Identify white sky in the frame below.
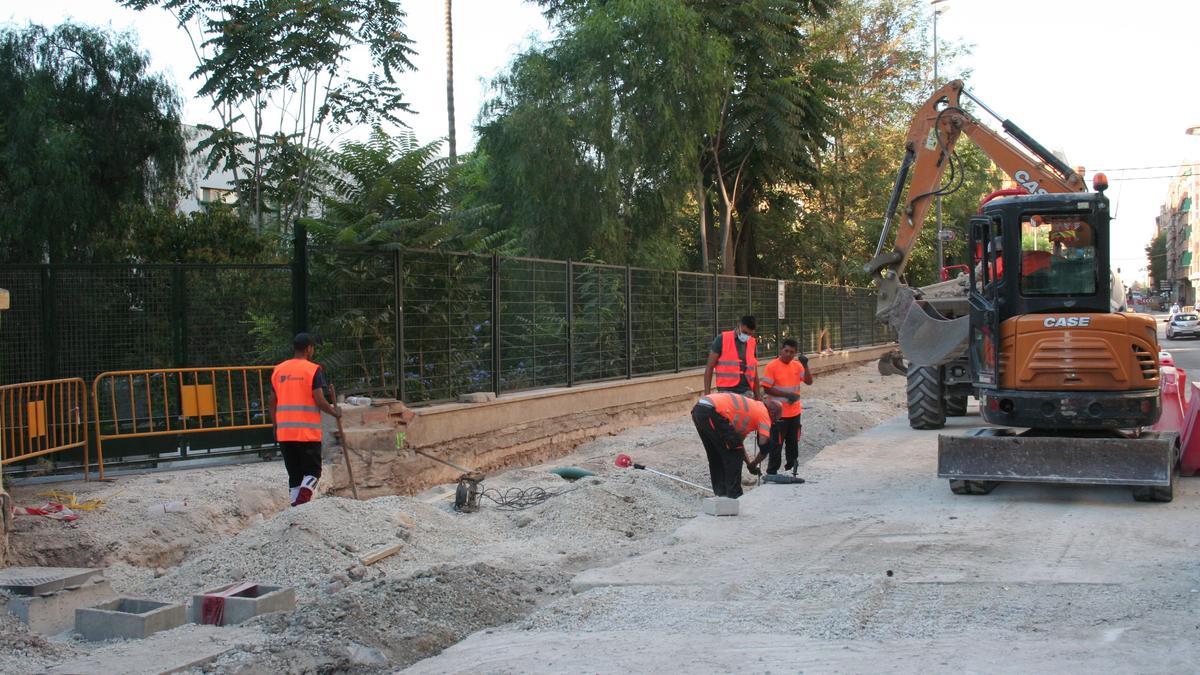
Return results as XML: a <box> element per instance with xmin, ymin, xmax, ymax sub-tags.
<box><xmin>3</xmin><ymin>0</ymin><xmax>1196</xmax><ymax>282</ymax></box>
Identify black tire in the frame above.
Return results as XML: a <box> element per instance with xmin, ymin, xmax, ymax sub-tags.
<box><xmin>907</xmin><ymin>365</ymin><xmax>946</xmax><ymax>430</ymax></box>
<box><xmin>949</xmin><ymin>479</ymin><xmax>997</xmax><ymax>495</ymax></box>
<box><xmin>1132</xmin><ymin>471</ymin><xmax>1175</xmax><ymax>503</ymax></box>
<box><xmin>945</xmin><ymin>395</ymin><xmax>969</xmax><ymax>417</ymax></box>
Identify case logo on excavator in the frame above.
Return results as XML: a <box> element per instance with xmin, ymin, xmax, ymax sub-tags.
<box><xmin>1014</xmin><ymin>170</ymin><xmax>1050</xmax><ymax>195</ymax></box>
<box><xmin>1043</xmin><ymin>316</ymin><xmax>1091</xmax><ymax>328</ymax></box>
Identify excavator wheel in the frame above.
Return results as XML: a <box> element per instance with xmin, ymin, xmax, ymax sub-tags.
<box><xmin>906</xmin><ymin>365</ymin><xmax>946</xmax><ymax>430</ymax></box>
<box><xmin>949</xmin><ymin>479</ymin><xmax>997</xmax><ymax>495</ymax></box>
<box><xmin>945</xmin><ymin>395</ymin><xmax>969</xmax><ymax>417</ymax></box>
<box><xmin>1131</xmin><ymin>475</ymin><xmax>1175</xmax><ymax>503</ymax></box>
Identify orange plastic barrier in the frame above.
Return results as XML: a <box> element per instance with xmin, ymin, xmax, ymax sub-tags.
<box><xmin>0</xmin><ymin>378</ymin><xmax>90</xmax><ymax>474</ymax></box>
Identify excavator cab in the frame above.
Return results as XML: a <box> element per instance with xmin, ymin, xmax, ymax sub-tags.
<box><xmin>964</xmin><ymin>190</ymin><xmax>1161</xmax><ymax>430</ymax></box>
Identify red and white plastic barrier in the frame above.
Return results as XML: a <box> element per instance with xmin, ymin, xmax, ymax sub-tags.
<box><xmin>1152</xmin><ymin>365</ymin><xmax>1187</xmax><ymax>433</ymax></box>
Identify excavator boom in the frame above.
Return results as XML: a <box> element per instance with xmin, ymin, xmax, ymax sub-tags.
<box><xmin>865</xmin><ymin>80</ymin><xmax>1085</xmax><ymax>281</ymax></box>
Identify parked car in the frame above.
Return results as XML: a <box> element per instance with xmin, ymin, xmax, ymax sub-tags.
<box><xmin>1166</xmin><ymin>313</ymin><xmax>1200</xmax><ymax>340</ymax></box>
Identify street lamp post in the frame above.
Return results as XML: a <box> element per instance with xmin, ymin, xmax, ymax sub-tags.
<box><xmin>933</xmin><ymin>0</ymin><xmax>949</xmax><ymax>279</ymax></box>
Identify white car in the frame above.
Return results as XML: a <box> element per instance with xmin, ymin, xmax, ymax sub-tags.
<box><xmin>1166</xmin><ymin>313</ymin><xmax>1200</xmax><ymax>340</ymax></box>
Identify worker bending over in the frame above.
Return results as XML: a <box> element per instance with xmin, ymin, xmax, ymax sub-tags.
<box><xmin>691</xmin><ymin>392</ymin><xmax>782</xmax><ymax>498</ymax></box>
<box><xmin>761</xmin><ymin>338</ymin><xmax>813</xmax><ymax>476</ymax></box>
<box><xmin>704</xmin><ymin>315</ymin><xmax>760</xmax><ymax>399</ymax></box>
<box><xmin>268</xmin><ymin>333</ymin><xmax>342</xmax><ymax>506</ymax></box>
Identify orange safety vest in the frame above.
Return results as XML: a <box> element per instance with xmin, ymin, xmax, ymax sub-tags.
<box><xmin>713</xmin><ymin>330</ymin><xmax>757</xmax><ymax>390</ymax></box>
<box><xmin>272</xmin><ymin>358</ymin><xmax>323</xmax><ymax>443</ymax></box>
<box><xmin>762</xmin><ymin>358</ymin><xmax>806</xmax><ymax>418</ymax></box>
<box><xmin>701</xmin><ymin>392</ymin><xmax>772</xmax><ymax>443</ymax></box>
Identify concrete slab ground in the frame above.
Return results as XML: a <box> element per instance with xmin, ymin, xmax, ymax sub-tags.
<box><xmin>47</xmin><ymin>624</ymin><xmax>265</xmax><ymax>675</ymax></box>
<box><xmin>75</xmin><ymin>598</ymin><xmax>186</xmax><ymax>641</ymax></box>
<box><xmin>406</xmin><ymin>412</ymin><xmax>1200</xmax><ymax>673</ymax></box>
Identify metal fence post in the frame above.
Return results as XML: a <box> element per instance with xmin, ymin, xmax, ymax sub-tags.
<box><xmin>394</xmin><ymin>250</ymin><xmax>405</xmax><ymax>403</ymax></box>
<box><xmin>566</xmin><ymin>260</ymin><xmax>574</xmax><ymax>387</ymax></box>
<box><xmin>39</xmin><ymin>265</ymin><xmax>57</xmax><ymax>379</ymax></box>
<box><xmin>625</xmin><ymin>265</ymin><xmax>633</xmax><ymax>379</ymax></box>
<box><xmin>839</xmin><ymin>286</ymin><xmax>847</xmax><ymax>348</ymax></box>
<box><xmin>491</xmin><ymin>254</ymin><xmax>501</xmax><ymax>395</ymax></box>
<box><xmin>673</xmin><ymin>271</ymin><xmax>680</xmax><ymax>373</ymax></box>
<box><xmin>292</xmin><ymin>220</ymin><xmax>308</xmax><ymax>334</ymax></box>
<box><xmin>170</xmin><ymin>267</ymin><xmax>188</xmax><ymax>367</ymax></box>
<box><xmin>712</xmin><ymin>271</ymin><xmax>719</xmax><ymax>332</ymax></box>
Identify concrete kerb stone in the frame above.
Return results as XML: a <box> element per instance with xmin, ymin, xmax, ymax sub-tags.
<box><xmin>75</xmin><ymin>597</ymin><xmax>186</xmax><ymax>641</ymax></box>
<box><xmin>702</xmin><ymin>497</ymin><xmax>739</xmax><ymax>516</ymax></box>
<box><xmin>189</xmin><ymin>583</ymin><xmax>296</xmax><ymax>626</ymax></box>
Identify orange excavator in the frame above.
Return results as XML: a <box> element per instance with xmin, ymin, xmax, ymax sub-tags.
<box><xmin>867</xmin><ymin>80</ymin><xmax>1179</xmax><ymax>501</ymax></box>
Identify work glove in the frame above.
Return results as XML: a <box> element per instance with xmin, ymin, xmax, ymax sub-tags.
<box><xmin>797</xmin><ymin>353</ymin><xmax>809</xmax><ymax>367</ymax></box>
<box><xmin>747</xmin><ymin>463</ymin><xmax>762</xmax><ymax>476</ymax></box>
<box><xmin>786</xmin><ymin>393</ymin><xmax>800</xmax><ymax>403</ymax></box>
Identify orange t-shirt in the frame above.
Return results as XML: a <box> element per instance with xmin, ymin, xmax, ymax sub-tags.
<box><xmin>762</xmin><ymin>358</ymin><xmax>806</xmax><ymax>418</ymax></box>
<box><xmin>700</xmin><ymin>393</ymin><xmax>772</xmax><ymax>444</ymax></box>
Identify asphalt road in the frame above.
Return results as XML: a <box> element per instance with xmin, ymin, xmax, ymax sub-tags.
<box><xmin>1158</xmin><ymin>312</ymin><xmax>1200</xmax><ymax>374</ymax></box>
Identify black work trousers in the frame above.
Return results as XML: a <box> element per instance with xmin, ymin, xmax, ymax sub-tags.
<box><xmin>767</xmin><ymin>415</ymin><xmax>801</xmax><ymax>474</ymax></box>
<box><xmin>281</xmin><ymin>441</ymin><xmax>323</xmax><ymax>487</ymax></box>
<box><xmin>691</xmin><ymin>403</ymin><xmax>746</xmax><ymax>498</ymax></box>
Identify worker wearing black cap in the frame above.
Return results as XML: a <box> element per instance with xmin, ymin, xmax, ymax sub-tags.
<box><xmin>267</xmin><ymin>333</ymin><xmax>341</xmax><ymax>506</ymax></box>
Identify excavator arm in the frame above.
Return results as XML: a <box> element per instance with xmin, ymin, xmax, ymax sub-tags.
<box><xmin>865</xmin><ymin>80</ymin><xmax>1085</xmax><ymax>281</ymax></box>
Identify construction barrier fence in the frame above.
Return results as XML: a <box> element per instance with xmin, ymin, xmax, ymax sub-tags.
<box><xmin>0</xmin><ymin>378</ymin><xmax>89</xmax><ymax>470</ymax></box>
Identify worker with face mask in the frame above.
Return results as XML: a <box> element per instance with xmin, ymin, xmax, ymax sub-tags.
<box><xmin>704</xmin><ymin>315</ymin><xmax>760</xmax><ymax>399</ymax></box>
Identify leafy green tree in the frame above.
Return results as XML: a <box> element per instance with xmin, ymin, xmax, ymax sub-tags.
<box><xmin>477</xmin><ymin>0</ymin><xmax>729</xmax><ymax>267</ymax></box>
<box><xmin>1146</xmin><ymin>231</ymin><xmax>1167</xmax><ymax>290</ymax></box>
<box><xmin>0</xmin><ymin>23</ymin><xmax>185</xmax><ymax>263</ymax></box>
<box><xmin>779</xmin><ymin>0</ymin><xmax>1000</xmax><ymax>286</ymax></box>
<box><xmin>116</xmin><ymin>204</ymin><xmax>281</xmax><ymax>263</ymax></box>
<box><xmin>120</xmin><ymin>0</ymin><xmax>417</xmax><ymax>232</ymax></box>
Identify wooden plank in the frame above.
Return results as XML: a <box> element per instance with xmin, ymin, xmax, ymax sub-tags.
<box><xmin>360</xmin><ymin>543</ymin><xmax>403</xmax><ymax>566</ymax></box>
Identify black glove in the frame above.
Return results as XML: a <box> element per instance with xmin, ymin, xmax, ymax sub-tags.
<box><xmin>797</xmin><ymin>353</ymin><xmax>809</xmax><ymax>367</ymax></box>
<box><xmin>747</xmin><ymin>463</ymin><xmax>762</xmax><ymax>476</ymax></box>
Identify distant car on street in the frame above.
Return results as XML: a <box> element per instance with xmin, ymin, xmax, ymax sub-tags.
<box><xmin>1166</xmin><ymin>313</ymin><xmax>1200</xmax><ymax>340</ymax></box>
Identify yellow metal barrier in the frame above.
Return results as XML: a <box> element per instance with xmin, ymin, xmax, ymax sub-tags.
<box><xmin>91</xmin><ymin>366</ymin><xmax>276</xmax><ymax>479</ymax></box>
<box><xmin>0</xmin><ymin>378</ymin><xmax>90</xmax><ymax>472</ymax></box>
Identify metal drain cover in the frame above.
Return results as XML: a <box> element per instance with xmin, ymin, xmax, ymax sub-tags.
<box><xmin>0</xmin><ymin>567</ymin><xmax>103</xmax><ymax>596</ymax></box>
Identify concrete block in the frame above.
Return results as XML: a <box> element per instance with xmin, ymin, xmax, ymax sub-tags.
<box><xmin>702</xmin><ymin>497</ymin><xmax>739</xmax><ymax>516</ymax></box>
<box><xmin>2</xmin><ymin>578</ymin><xmax>113</xmax><ymax>635</ymax></box>
<box><xmin>76</xmin><ymin>597</ymin><xmax>186</xmax><ymax>641</ymax></box>
<box><xmin>189</xmin><ymin>583</ymin><xmax>296</xmax><ymax>626</ymax></box>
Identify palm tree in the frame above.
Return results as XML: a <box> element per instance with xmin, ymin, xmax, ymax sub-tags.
<box><xmin>445</xmin><ymin>0</ymin><xmax>457</xmax><ymax>162</ymax></box>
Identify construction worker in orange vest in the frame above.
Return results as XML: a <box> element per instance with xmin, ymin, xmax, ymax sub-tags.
<box><xmin>761</xmin><ymin>338</ymin><xmax>813</xmax><ymax>477</ymax></box>
<box><xmin>704</xmin><ymin>315</ymin><xmax>760</xmax><ymax>399</ymax></box>
<box><xmin>267</xmin><ymin>333</ymin><xmax>342</xmax><ymax>506</ymax></box>
<box><xmin>691</xmin><ymin>392</ymin><xmax>782</xmax><ymax>498</ymax></box>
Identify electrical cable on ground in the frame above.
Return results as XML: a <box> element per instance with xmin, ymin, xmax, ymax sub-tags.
<box><xmin>480</xmin><ymin>485</ymin><xmax>579</xmax><ymax>510</ymax></box>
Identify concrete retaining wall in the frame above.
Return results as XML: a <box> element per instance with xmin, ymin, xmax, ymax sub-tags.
<box><xmin>323</xmin><ymin>344</ymin><xmax>894</xmax><ymax>498</ymax></box>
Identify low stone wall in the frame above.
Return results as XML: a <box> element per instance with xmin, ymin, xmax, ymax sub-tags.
<box><xmin>322</xmin><ymin>344</ymin><xmax>895</xmax><ymax>498</ymax></box>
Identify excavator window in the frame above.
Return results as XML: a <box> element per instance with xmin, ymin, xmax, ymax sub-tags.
<box><xmin>1019</xmin><ymin>214</ymin><xmax>1096</xmax><ymax>297</ymax></box>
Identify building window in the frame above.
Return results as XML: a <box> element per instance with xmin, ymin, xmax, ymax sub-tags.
<box><xmin>200</xmin><ymin>187</ymin><xmax>236</xmax><ymax>205</ymax></box>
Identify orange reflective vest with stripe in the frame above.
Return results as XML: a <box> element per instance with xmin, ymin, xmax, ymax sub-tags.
<box><xmin>700</xmin><ymin>392</ymin><xmax>771</xmax><ymax>444</ymax></box>
<box><xmin>761</xmin><ymin>358</ymin><xmax>806</xmax><ymax>418</ymax></box>
<box><xmin>713</xmin><ymin>330</ymin><xmax>757</xmax><ymax>390</ymax></box>
<box><xmin>271</xmin><ymin>358</ymin><xmax>323</xmax><ymax>442</ymax></box>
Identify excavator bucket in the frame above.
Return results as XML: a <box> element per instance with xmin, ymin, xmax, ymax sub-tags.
<box><xmin>938</xmin><ymin>428</ymin><xmax>1177</xmax><ymax>488</ymax></box>
<box><xmin>877</xmin><ymin>276</ymin><xmax>969</xmax><ymax>368</ymax></box>
<box><xmin>899</xmin><ymin>302</ymin><xmax>969</xmax><ymax>368</ymax></box>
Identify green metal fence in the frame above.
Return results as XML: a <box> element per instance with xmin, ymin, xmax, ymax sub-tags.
<box><xmin>307</xmin><ymin>248</ymin><xmax>894</xmax><ymax>405</ymax></box>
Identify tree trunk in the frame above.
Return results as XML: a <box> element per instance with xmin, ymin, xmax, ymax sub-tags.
<box><xmin>718</xmin><ymin>199</ymin><xmax>735</xmax><ymax>273</ymax></box>
<box><xmin>697</xmin><ymin>171</ymin><xmax>708</xmax><ymax>272</ymax></box>
<box><xmin>445</xmin><ymin>0</ymin><xmax>457</xmax><ymax>162</ymax></box>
